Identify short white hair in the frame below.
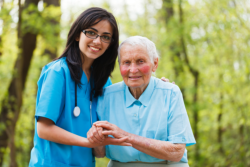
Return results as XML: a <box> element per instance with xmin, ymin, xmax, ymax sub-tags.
<box><xmin>118</xmin><ymin>36</ymin><xmax>159</xmax><ymax>64</ymax></box>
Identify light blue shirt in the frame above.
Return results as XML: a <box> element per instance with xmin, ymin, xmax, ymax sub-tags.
<box><xmin>29</xmin><ymin>57</ymin><xmax>111</xmax><ymax>167</ymax></box>
<box><xmin>97</xmin><ymin>77</ymin><xmax>196</xmax><ymax>163</ymax></box>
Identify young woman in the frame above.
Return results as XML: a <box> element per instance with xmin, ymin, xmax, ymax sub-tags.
<box><xmin>29</xmin><ymin>7</ymin><xmax>130</xmax><ymax>167</ymax></box>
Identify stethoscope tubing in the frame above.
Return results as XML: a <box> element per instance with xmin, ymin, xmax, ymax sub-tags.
<box><xmin>74</xmin><ymin>82</ymin><xmax>93</xmax><ymax>126</ymax></box>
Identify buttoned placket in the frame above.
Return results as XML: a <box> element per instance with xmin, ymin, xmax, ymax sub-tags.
<box><xmin>132</xmin><ymin>100</ymin><xmax>142</xmax><ymax>162</ymax></box>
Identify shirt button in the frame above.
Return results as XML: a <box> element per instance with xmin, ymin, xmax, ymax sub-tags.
<box><xmin>134</xmin><ymin>114</ymin><xmax>137</xmax><ymax>117</ymax></box>
<box><xmin>182</xmin><ymin>138</ymin><xmax>185</xmax><ymax>142</ymax></box>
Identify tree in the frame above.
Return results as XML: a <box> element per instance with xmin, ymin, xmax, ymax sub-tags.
<box><xmin>0</xmin><ymin>0</ymin><xmax>39</xmax><ymax>166</ymax></box>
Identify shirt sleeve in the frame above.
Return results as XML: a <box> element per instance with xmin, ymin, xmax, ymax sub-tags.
<box><xmin>35</xmin><ymin>69</ymin><xmax>66</xmax><ymax>124</ymax></box>
<box><xmin>167</xmin><ymin>86</ymin><xmax>196</xmax><ymax>146</ymax></box>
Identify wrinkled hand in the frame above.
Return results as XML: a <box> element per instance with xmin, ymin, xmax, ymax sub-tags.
<box><xmin>87</xmin><ymin>124</ymin><xmax>105</xmax><ymax>144</ymax></box>
<box><xmin>161</xmin><ymin>77</ymin><xmax>175</xmax><ymax>84</ymax></box>
<box><xmin>94</xmin><ymin>121</ymin><xmax>131</xmax><ymax>142</ymax></box>
<box><xmin>87</xmin><ymin>123</ymin><xmax>131</xmax><ymax>147</ymax></box>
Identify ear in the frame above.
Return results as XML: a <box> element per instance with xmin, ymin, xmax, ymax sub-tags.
<box><xmin>75</xmin><ymin>36</ymin><xmax>79</xmax><ymax>41</ymax></box>
<box><xmin>152</xmin><ymin>58</ymin><xmax>158</xmax><ymax>72</ymax></box>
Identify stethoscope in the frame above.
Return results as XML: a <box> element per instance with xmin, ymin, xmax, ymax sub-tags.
<box><xmin>73</xmin><ymin>82</ymin><xmax>93</xmax><ymax>126</ymax></box>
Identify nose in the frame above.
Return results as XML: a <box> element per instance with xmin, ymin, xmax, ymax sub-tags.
<box><xmin>93</xmin><ymin>35</ymin><xmax>101</xmax><ymax>44</ymax></box>
<box><xmin>130</xmin><ymin>63</ymin><xmax>138</xmax><ymax>73</ymax></box>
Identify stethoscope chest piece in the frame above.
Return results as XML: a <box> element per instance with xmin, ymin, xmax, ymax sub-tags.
<box><xmin>73</xmin><ymin>106</ymin><xmax>80</xmax><ymax>117</ymax></box>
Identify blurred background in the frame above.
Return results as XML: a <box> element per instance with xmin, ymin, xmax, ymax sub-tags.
<box><xmin>0</xmin><ymin>0</ymin><xmax>250</xmax><ymax>166</ymax></box>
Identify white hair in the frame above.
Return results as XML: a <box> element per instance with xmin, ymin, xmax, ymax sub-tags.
<box><xmin>118</xmin><ymin>36</ymin><xmax>159</xmax><ymax>64</ymax></box>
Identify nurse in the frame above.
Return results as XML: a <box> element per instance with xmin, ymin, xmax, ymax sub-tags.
<box><xmin>29</xmin><ymin>7</ymin><xmax>130</xmax><ymax>167</ymax></box>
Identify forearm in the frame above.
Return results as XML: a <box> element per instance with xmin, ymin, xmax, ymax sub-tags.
<box><xmin>37</xmin><ymin>118</ymin><xmax>92</xmax><ymax>148</ymax></box>
<box><xmin>93</xmin><ymin>146</ymin><xmax>106</xmax><ymax>158</ymax></box>
<box><xmin>129</xmin><ymin>133</ymin><xmax>185</xmax><ymax>162</ymax></box>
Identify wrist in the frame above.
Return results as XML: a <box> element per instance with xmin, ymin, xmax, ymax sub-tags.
<box><xmin>81</xmin><ymin>138</ymin><xmax>93</xmax><ymax>148</ymax></box>
<box><xmin>127</xmin><ymin>133</ymin><xmax>136</xmax><ymax>145</ymax></box>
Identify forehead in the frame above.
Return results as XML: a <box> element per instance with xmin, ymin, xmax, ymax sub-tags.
<box><xmin>120</xmin><ymin>44</ymin><xmax>149</xmax><ymax>59</ymax></box>
<box><xmin>89</xmin><ymin>20</ymin><xmax>113</xmax><ymax>33</ymax></box>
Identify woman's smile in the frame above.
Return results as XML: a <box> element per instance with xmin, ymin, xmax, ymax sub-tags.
<box><xmin>89</xmin><ymin>45</ymin><xmax>101</xmax><ymax>52</ymax></box>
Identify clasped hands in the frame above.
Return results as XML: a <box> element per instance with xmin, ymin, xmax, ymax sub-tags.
<box><xmin>87</xmin><ymin>121</ymin><xmax>132</xmax><ymax>147</ymax></box>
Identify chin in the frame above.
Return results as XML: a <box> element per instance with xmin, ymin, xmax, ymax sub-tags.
<box><xmin>128</xmin><ymin>84</ymin><xmax>143</xmax><ymax>89</ymax></box>
<box><xmin>88</xmin><ymin>54</ymin><xmax>103</xmax><ymax>60</ymax></box>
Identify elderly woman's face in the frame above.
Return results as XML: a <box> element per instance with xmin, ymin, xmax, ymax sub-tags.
<box><xmin>119</xmin><ymin>44</ymin><xmax>158</xmax><ymax>90</ymax></box>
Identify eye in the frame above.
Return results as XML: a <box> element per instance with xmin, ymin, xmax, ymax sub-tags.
<box><xmin>86</xmin><ymin>31</ymin><xmax>96</xmax><ymax>36</ymax></box>
<box><xmin>139</xmin><ymin>60</ymin><xmax>144</xmax><ymax>63</ymax></box>
<box><xmin>102</xmin><ymin>35</ymin><xmax>111</xmax><ymax>40</ymax></box>
<box><xmin>123</xmin><ymin>61</ymin><xmax>130</xmax><ymax>65</ymax></box>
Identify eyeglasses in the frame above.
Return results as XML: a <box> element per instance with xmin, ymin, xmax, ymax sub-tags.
<box><xmin>82</xmin><ymin>30</ymin><xmax>113</xmax><ymax>43</ymax></box>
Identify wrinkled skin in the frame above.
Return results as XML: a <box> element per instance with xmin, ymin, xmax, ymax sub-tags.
<box><xmin>87</xmin><ymin>121</ymin><xmax>185</xmax><ymax>162</ymax></box>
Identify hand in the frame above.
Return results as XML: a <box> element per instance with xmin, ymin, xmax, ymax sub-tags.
<box><xmin>94</xmin><ymin>121</ymin><xmax>131</xmax><ymax>142</ymax></box>
<box><xmin>87</xmin><ymin>124</ymin><xmax>105</xmax><ymax>144</ymax></box>
<box><xmin>87</xmin><ymin>122</ymin><xmax>131</xmax><ymax>147</ymax></box>
<box><xmin>161</xmin><ymin>77</ymin><xmax>175</xmax><ymax>84</ymax></box>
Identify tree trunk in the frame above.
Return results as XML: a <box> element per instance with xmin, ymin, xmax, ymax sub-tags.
<box><xmin>178</xmin><ymin>0</ymin><xmax>200</xmax><ymax>161</ymax></box>
<box><xmin>218</xmin><ymin>91</ymin><xmax>224</xmax><ymax>153</ymax></box>
<box><xmin>26</xmin><ymin>0</ymin><xmax>61</xmax><ymax>159</ymax></box>
<box><xmin>0</xmin><ymin>0</ymin><xmax>39</xmax><ymax>166</ymax></box>
<box><xmin>162</xmin><ymin>0</ymin><xmax>186</xmax><ymax>98</ymax></box>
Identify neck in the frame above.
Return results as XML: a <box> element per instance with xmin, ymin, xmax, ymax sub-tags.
<box><xmin>129</xmin><ymin>84</ymin><xmax>148</xmax><ymax>99</ymax></box>
<box><xmin>81</xmin><ymin>54</ymin><xmax>94</xmax><ymax>82</ymax></box>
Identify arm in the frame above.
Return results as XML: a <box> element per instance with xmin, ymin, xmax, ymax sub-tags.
<box><xmin>92</xmin><ymin>146</ymin><xmax>106</xmax><ymax>158</ymax></box>
<box><xmin>127</xmin><ymin>134</ymin><xmax>185</xmax><ymax>162</ymax></box>
<box><xmin>37</xmin><ymin>117</ymin><xmax>130</xmax><ymax>148</ymax></box>
<box><xmin>94</xmin><ymin>121</ymin><xmax>185</xmax><ymax>162</ymax></box>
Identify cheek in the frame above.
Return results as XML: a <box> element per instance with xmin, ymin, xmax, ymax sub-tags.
<box><xmin>120</xmin><ymin>66</ymin><xmax>128</xmax><ymax>76</ymax></box>
<box><xmin>139</xmin><ymin>65</ymin><xmax>151</xmax><ymax>74</ymax></box>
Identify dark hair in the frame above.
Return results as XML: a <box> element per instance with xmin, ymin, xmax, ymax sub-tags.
<box><xmin>57</xmin><ymin>7</ymin><xmax>119</xmax><ymax>97</ymax></box>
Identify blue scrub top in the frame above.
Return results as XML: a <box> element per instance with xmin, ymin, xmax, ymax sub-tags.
<box><xmin>97</xmin><ymin>77</ymin><xmax>196</xmax><ymax>163</ymax></box>
<box><xmin>29</xmin><ymin>57</ymin><xmax>112</xmax><ymax>167</ymax></box>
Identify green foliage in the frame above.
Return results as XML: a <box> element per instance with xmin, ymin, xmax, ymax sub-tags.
<box><xmin>0</xmin><ymin>0</ymin><xmax>250</xmax><ymax>166</ymax></box>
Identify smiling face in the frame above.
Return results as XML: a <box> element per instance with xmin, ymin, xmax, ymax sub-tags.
<box><xmin>119</xmin><ymin>44</ymin><xmax>158</xmax><ymax>91</ymax></box>
<box><xmin>76</xmin><ymin>19</ymin><xmax>113</xmax><ymax>61</ymax></box>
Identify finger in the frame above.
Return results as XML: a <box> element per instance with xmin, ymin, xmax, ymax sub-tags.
<box><xmin>102</xmin><ymin>130</ymin><xmax>117</xmax><ymax>137</ymax></box>
<box><xmin>97</xmin><ymin>126</ymin><xmax>105</xmax><ymax>140</ymax></box>
<box><xmin>87</xmin><ymin>134</ymin><xmax>95</xmax><ymax>144</ymax></box>
<box><xmin>161</xmin><ymin>77</ymin><xmax>169</xmax><ymax>82</ymax></box>
<box><xmin>92</xmin><ymin>125</ymin><xmax>104</xmax><ymax>143</ymax></box>
<box><xmin>172</xmin><ymin>81</ymin><xmax>175</xmax><ymax>84</ymax></box>
<box><xmin>106</xmin><ymin>137</ymin><xmax>132</xmax><ymax>146</ymax></box>
<box><xmin>93</xmin><ymin>121</ymin><xmax>109</xmax><ymax>125</ymax></box>
<box><xmin>95</xmin><ymin>122</ymin><xmax>113</xmax><ymax>130</ymax></box>
<box><xmin>89</xmin><ymin>132</ymin><xmax>102</xmax><ymax>144</ymax></box>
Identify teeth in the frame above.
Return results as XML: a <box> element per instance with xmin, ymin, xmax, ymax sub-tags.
<box><xmin>90</xmin><ymin>47</ymin><xmax>99</xmax><ymax>51</ymax></box>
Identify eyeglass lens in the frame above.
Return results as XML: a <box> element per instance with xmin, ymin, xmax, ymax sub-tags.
<box><xmin>83</xmin><ymin>30</ymin><xmax>112</xmax><ymax>43</ymax></box>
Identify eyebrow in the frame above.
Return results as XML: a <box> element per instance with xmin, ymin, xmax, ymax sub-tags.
<box><xmin>89</xmin><ymin>27</ymin><xmax>112</xmax><ymax>35</ymax></box>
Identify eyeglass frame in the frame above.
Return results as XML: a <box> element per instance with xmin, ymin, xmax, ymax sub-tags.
<box><xmin>82</xmin><ymin>30</ymin><xmax>113</xmax><ymax>43</ymax></box>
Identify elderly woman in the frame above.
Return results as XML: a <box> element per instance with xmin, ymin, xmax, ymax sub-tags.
<box><xmin>87</xmin><ymin>36</ymin><xmax>196</xmax><ymax>167</ymax></box>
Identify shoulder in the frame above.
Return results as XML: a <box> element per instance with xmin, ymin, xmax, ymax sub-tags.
<box><xmin>43</xmin><ymin>57</ymin><xmax>68</xmax><ymax>73</ymax></box>
<box><xmin>103</xmin><ymin>81</ymin><xmax>125</xmax><ymax>95</ymax></box>
<box><xmin>41</xmin><ymin>58</ymin><xmax>68</xmax><ymax>77</ymax></box>
<box><xmin>38</xmin><ymin>57</ymin><xmax>69</xmax><ymax>84</ymax></box>
<box><xmin>153</xmin><ymin>77</ymin><xmax>181</xmax><ymax>94</ymax></box>
<box><xmin>97</xmin><ymin>81</ymin><xmax>125</xmax><ymax>107</ymax></box>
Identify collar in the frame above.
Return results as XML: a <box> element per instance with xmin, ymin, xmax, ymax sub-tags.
<box><xmin>125</xmin><ymin>77</ymin><xmax>155</xmax><ymax>107</ymax></box>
